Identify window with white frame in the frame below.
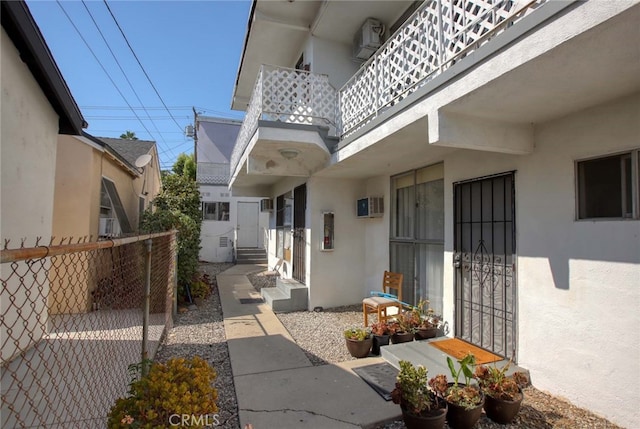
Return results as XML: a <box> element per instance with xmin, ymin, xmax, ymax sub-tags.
<box><xmin>577</xmin><ymin>150</ymin><xmax>640</xmax><ymax>220</ymax></box>
<box><xmin>203</xmin><ymin>202</ymin><xmax>230</xmax><ymax>221</ymax></box>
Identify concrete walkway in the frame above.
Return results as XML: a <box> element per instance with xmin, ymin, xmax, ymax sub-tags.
<box><xmin>217</xmin><ymin>265</ymin><xmax>401</xmax><ymax>429</ymax></box>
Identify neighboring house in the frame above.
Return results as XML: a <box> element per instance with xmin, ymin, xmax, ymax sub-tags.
<box><xmin>1</xmin><ymin>0</ymin><xmax>86</xmax><ymax>362</ymax></box>
<box><xmin>50</xmin><ymin>133</ymin><xmax>161</xmax><ymax>314</ymax></box>
<box><xmin>228</xmin><ymin>1</ymin><xmax>640</xmax><ymax>427</ymax></box>
<box><xmin>53</xmin><ymin>134</ymin><xmax>162</xmax><ymax>241</ymax></box>
<box><xmin>196</xmin><ymin>115</ymin><xmax>269</xmax><ymax>263</ymax></box>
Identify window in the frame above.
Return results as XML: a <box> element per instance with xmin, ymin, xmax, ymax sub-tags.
<box><xmin>577</xmin><ymin>150</ymin><xmax>639</xmax><ymax>219</ymax></box>
<box><xmin>203</xmin><ymin>202</ymin><xmax>230</xmax><ymax>221</ymax></box>
<box><xmin>100</xmin><ymin>178</ymin><xmax>132</xmax><ymax>234</ymax></box>
<box><xmin>390</xmin><ymin>163</ymin><xmax>444</xmax><ymax>312</ymax></box>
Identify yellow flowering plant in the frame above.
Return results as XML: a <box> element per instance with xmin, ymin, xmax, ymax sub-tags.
<box><xmin>107</xmin><ymin>356</ymin><xmax>218</xmax><ymax>428</ymax></box>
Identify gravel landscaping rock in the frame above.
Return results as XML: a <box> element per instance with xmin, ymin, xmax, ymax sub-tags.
<box><xmin>154</xmin><ymin>263</ymin><xmax>239</xmax><ymax>429</ymax></box>
<box><xmin>156</xmin><ymin>265</ymin><xmax>623</xmax><ymax>429</ymax></box>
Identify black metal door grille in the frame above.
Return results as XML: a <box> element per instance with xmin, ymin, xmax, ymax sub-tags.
<box><xmin>292</xmin><ymin>184</ymin><xmax>306</xmax><ymax>284</ymax></box>
<box><xmin>454</xmin><ymin>172</ymin><xmax>517</xmax><ymax>361</ymax></box>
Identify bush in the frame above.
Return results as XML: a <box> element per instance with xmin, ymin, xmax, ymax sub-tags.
<box><xmin>108</xmin><ymin>357</ymin><xmax>218</xmax><ymax>428</ymax></box>
<box><xmin>141</xmin><ymin>173</ymin><xmax>202</xmax><ymax>291</ymax></box>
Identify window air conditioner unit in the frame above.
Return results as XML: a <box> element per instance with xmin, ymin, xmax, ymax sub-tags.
<box><xmin>357</xmin><ymin>197</ymin><xmax>384</xmax><ymax>218</ymax></box>
<box><xmin>260</xmin><ymin>198</ymin><xmax>274</xmax><ymax>212</ymax></box>
<box><xmin>99</xmin><ymin>218</ymin><xmax>121</xmax><ymax>236</ymax></box>
<box><xmin>353</xmin><ymin>18</ymin><xmax>384</xmax><ymax>61</ymax></box>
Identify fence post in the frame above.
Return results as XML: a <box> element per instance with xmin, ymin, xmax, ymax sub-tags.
<box><xmin>173</xmin><ymin>234</ymin><xmax>178</xmax><ymax>316</ymax></box>
<box><xmin>142</xmin><ymin>238</ymin><xmax>152</xmax><ymax>376</ymax></box>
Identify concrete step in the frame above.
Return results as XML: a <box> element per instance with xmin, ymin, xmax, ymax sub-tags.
<box><xmin>276</xmin><ymin>278</ymin><xmax>308</xmax><ymax>310</ymax></box>
<box><xmin>381</xmin><ymin>338</ymin><xmax>529</xmax><ymax>381</ymax></box>
<box><xmin>236</xmin><ymin>247</ymin><xmax>267</xmax><ymax>264</ymax></box>
<box><xmin>261</xmin><ymin>287</ymin><xmax>292</xmax><ymax>312</ymax></box>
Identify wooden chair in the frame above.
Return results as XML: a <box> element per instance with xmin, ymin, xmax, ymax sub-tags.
<box><xmin>362</xmin><ymin>271</ymin><xmax>404</xmax><ymax>326</ymax></box>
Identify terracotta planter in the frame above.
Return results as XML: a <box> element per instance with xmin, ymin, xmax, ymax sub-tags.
<box><xmin>391</xmin><ymin>331</ymin><xmax>414</xmax><ymax>344</ymax></box>
<box><xmin>372</xmin><ymin>334</ymin><xmax>390</xmax><ymax>355</ymax></box>
<box><xmin>401</xmin><ymin>404</ymin><xmax>447</xmax><ymax>429</ymax></box>
<box><xmin>445</xmin><ymin>385</ymin><xmax>484</xmax><ymax>429</ymax></box>
<box><xmin>414</xmin><ymin>327</ymin><xmax>438</xmax><ymax>340</ymax></box>
<box><xmin>345</xmin><ymin>337</ymin><xmax>372</xmax><ymax>358</ymax></box>
<box><xmin>483</xmin><ymin>389</ymin><xmax>523</xmax><ymax>424</ymax></box>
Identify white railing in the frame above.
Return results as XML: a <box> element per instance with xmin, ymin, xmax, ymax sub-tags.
<box><xmin>197</xmin><ymin>162</ymin><xmax>230</xmax><ymax>185</ymax></box>
<box><xmin>338</xmin><ymin>0</ymin><xmax>546</xmax><ymax>137</ymax></box>
<box><xmin>230</xmin><ymin>65</ymin><xmax>338</xmax><ymax>178</ymax></box>
<box><xmin>231</xmin><ymin>0</ymin><xmax>546</xmax><ymax>178</ymax></box>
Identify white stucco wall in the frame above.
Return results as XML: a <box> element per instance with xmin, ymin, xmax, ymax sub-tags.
<box><xmin>307</xmin><ymin>176</ymin><xmax>366</xmax><ymax>309</ymax></box>
<box><xmin>308</xmin><ymin>36</ymin><xmax>360</xmax><ymax>91</ymax></box>
<box><xmin>199</xmin><ymin>185</ymin><xmax>269</xmax><ymax>263</ymax></box>
<box><xmin>1</xmin><ymin>28</ymin><xmax>59</xmax><ymax>243</ymax></box>
<box><xmin>1</xmin><ymin>28</ymin><xmax>60</xmax><ymax>362</ymax></box>
<box><xmin>442</xmin><ymin>93</ymin><xmax>640</xmax><ymax>428</ymax></box>
<box><xmin>362</xmin><ymin>176</ymin><xmax>392</xmax><ymax>294</ymax></box>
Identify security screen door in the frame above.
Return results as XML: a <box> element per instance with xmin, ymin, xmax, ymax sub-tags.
<box><xmin>292</xmin><ymin>184</ymin><xmax>307</xmax><ymax>284</ymax></box>
<box><xmin>453</xmin><ymin>172</ymin><xmax>517</xmax><ymax>361</ymax></box>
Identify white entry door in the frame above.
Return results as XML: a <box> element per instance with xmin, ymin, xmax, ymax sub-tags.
<box><xmin>237</xmin><ymin>202</ymin><xmax>259</xmax><ymax>248</ymax></box>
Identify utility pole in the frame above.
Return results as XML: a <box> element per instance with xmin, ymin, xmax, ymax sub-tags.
<box><xmin>192</xmin><ymin>107</ymin><xmax>198</xmax><ymax>165</ymax></box>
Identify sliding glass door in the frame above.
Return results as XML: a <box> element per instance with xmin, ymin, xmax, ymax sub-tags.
<box><xmin>390</xmin><ymin>164</ymin><xmax>444</xmax><ymax>315</ymax></box>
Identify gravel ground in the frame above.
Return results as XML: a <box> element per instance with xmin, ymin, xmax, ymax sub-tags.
<box><xmin>154</xmin><ymin>262</ymin><xmax>238</xmax><ymax>429</ymax></box>
<box><xmin>156</xmin><ymin>265</ymin><xmax>623</xmax><ymax>429</ymax></box>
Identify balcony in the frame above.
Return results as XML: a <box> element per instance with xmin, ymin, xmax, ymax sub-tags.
<box><xmin>230</xmin><ymin>0</ymin><xmax>549</xmax><ymax>187</ymax></box>
<box><xmin>229</xmin><ymin>65</ymin><xmax>338</xmax><ymax>189</ymax></box>
<box><xmin>197</xmin><ymin>162</ymin><xmax>230</xmax><ymax>185</ymax></box>
<box><xmin>339</xmin><ymin>0</ymin><xmax>548</xmax><ymax>138</ymax></box>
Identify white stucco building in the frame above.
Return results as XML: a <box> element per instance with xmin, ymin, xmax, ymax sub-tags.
<box><xmin>196</xmin><ymin>116</ymin><xmax>269</xmax><ymax>263</ymax></box>
<box><xmin>227</xmin><ymin>1</ymin><xmax>639</xmax><ymax>427</ymax></box>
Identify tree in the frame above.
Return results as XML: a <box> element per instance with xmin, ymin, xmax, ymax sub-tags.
<box><xmin>172</xmin><ymin>153</ymin><xmax>196</xmax><ymax>181</ymax></box>
<box><xmin>120</xmin><ymin>130</ymin><xmax>138</xmax><ymax>140</ymax></box>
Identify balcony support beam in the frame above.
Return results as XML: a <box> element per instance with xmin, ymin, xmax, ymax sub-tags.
<box><xmin>428</xmin><ymin>110</ymin><xmax>534</xmax><ymax>155</ymax></box>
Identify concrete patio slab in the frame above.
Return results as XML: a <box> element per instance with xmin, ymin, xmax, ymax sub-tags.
<box><xmin>227</xmin><ymin>334</ymin><xmax>312</xmax><ymax>376</ymax></box>
<box><xmin>217</xmin><ymin>265</ymin><xmax>403</xmax><ymax>429</ymax></box>
<box><xmin>234</xmin><ymin>363</ymin><xmax>401</xmax><ymax>429</ymax></box>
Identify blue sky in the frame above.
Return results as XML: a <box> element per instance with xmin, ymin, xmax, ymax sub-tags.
<box><xmin>26</xmin><ymin>0</ymin><xmax>252</xmax><ymax>170</ymax></box>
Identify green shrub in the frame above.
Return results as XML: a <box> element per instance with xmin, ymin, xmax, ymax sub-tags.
<box><xmin>108</xmin><ymin>357</ymin><xmax>218</xmax><ymax>428</ymax></box>
<box><xmin>141</xmin><ymin>172</ymin><xmax>202</xmax><ymax>291</ymax></box>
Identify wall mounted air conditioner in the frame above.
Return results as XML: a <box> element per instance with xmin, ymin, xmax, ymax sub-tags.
<box><xmin>260</xmin><ymin>198</ymin><xmax>274</xmax><ymax>212</ymax></box>
<box><xmin>353</xmin><ymin>18</ymin><xmax>384</xmax><ymax>61</ymax></box>
<box><xmin>356</xmin><ymin>197</ymin><xmax>384</xmax><ymax>218</ymax></box>
<box><xmin>99</xmin><ymin>218</ymin><xmax>121</xmax><ymax>237</ymax></box>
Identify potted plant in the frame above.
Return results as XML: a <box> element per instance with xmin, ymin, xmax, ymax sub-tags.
<box><xmin>429</xmin><ymin>353</ymin><xmax>484</xmax><ymax>429</ymax></box>
<box><xmin>475</xmin><ymin>361</ymin><xmax>529</xmax><ymax>424</ymax></box>
<box><xmin>344</xmin><ymin>327</ymin><xmax>372</xmax><ymax>358</ymax></box>
<box><xmin>391</xmin><ymin>360</ymin><xmax>447</xmax><ymax>429</ymax></box>
<box><xmin>389</xmin><ymin>310</ymin><xmax>418</xmax><ymax>344</ymax></box>
<box><xmin>370</xmin><ymin>321</ymin><xmax>391</xmax><ymax>355</ymax></box>
<box><xmin>412</xmin><ymin>300</ymin><xmax>441</xmax><ymax>340</ymax></box>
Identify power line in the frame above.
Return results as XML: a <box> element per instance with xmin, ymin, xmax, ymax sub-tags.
<box><xmin>55</xmin><ymin>1</ymin><xmax>165</xmax><ymax>154</ymax></box>
<box><xmin>80</xmin><ymin>0</ymin><xmax>180</xmax><ymax>163</ymax></box>
<box><xmin>103</xmin><ymin>0</ymin><xmax>185</xmax><ymax>133</ymax></box>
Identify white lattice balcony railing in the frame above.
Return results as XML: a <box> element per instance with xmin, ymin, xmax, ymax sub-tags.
<box><xmin>338</xmin><ymin>0</ymin><xmax>547</xmax><ymax>138</ymax></box>
<box><xmin>230</xmin><ymin>65</ymin><xmax>338</xmax><ymax>178</ymax></box>
<box><xmin>197</xmin><ymin>162</ymin><xmax>230</xmax><ymax>185</ymax></box>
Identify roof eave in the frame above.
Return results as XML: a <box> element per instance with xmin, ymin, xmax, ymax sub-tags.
<box><xmin>1</xmin><ymin>0</ymin><xmax>87</xmax><ymax>135</ymax></box>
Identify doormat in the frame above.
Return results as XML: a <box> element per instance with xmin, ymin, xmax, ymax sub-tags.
<box><xmin>352</xmin><ymin>363</ymin><xmax>398</xmax><ymax>401</ymax></box>
<box><xmin>239</xmin><ymin>298</ymin><xmax>264</xmax><ymax>304</ymax></box>
<box><xmin>429</xmin><ymin>338</ymin><xmax>502</xmax><ymax>365</ymax></box>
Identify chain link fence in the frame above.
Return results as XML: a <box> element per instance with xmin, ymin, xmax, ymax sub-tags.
<box><xmin>1</xmin><ymin>232</ymin><xmax>177</xmax><ymax>428</ymax></box>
